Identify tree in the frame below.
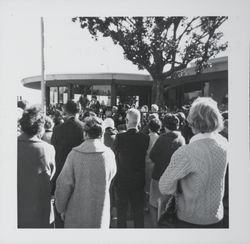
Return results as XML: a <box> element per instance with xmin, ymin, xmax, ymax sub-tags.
<box><xmin>72</xmin><ymin>17</ymin><xmax>228</xmax><ymax>107</ymax></box>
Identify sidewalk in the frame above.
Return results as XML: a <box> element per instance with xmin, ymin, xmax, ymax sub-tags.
<box><xmin>110</xmin><ymin>209</ymin><xmax>153</xmax><ymax>228</ymax></box>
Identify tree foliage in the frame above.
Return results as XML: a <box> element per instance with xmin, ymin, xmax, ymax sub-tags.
<box><xmin>72</xmin><ymin>16</ymin><xmax>228</xmax><ymax>105</ymax></box>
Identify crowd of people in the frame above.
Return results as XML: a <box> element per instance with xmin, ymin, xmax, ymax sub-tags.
<box><xmin>17</xmin><ymin>96</ymin><xmax>228</xmax><ymax>228</ymax></box>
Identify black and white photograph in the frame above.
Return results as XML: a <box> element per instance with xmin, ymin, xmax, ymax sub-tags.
<box><xmin>0</xmin><ymin>0</ymin><xmax>250</xmax><ymax>243</ymax></box>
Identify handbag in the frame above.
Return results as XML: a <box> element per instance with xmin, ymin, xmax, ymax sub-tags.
<box><xmin>157</xmin><ymin>194</ymin><xmax>177</xmax><ymax>228</ymax></box>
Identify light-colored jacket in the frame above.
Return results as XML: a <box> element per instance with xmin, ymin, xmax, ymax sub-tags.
<box><xmin>159</xmin><ymin>132</ymin><xmax>228</xmax><ymax>225</ymax></box>
<box><xmin>55</xmin><ymin>139</ymin><xmax>117</xmax><ymax>228</ymax></box>
<box><xmin>145</xmin><ymin>132</ymin><xmax>159</xmax><ymax>191</ymax></box>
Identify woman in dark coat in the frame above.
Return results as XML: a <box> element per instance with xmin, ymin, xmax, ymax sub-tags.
<box><xmin>18</xmin><ymin>106</ymin><xmax>55</xmax><ymax>228</ymax></box>
<box><xmin>149</xmin><ymin>113</ymin><xmax>185</xmax><ymax>227</ymax></box>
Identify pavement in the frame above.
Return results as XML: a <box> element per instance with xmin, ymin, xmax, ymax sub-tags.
<box><xmin>110</xmin><ymin>208</ymin><xmax>154</xmax><ymax>228</ymax></box>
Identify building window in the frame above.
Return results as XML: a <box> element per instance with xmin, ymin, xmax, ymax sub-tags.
<box><xmin>72</xmin><ymin>84</ymin><xmax>111</xmax><ymax>107</ymax></box>
<box><xmin>49</xmin><ymin>87</ymin><xmax>58</xmax><ymax>104</ymax></box>
<box><xmin>203</xmin><ymin>82</ymin><xmax>210</xmax><ymax>96</ymax></box>
<box><xmin>92</xmin><ymin>85</ymin><xmax>111</xmax><ymax>106</ymax></box>
<box><xmin>183</xmin><ymin>90</ymin><xmax>202</xmax><ymax>104</ymax></box>
<box><xmin>49</xmin><ymin>86</ymin><xmax>68</xmax><ymax>105</ymax></box>
<box><xmin>58</xmin><ymin>87</ymin><xmax>68</xmax><ymax>104</ymax></box>
<box><xmin>116</xmin><ymin>85</ymin><xmax>151</xmax><ymax>107</ymax></box>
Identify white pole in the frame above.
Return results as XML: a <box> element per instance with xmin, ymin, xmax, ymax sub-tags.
<box><xmin>41</xmin><ymin>17</ymin><xmax>46</xmax><ymax>114</ymax></box>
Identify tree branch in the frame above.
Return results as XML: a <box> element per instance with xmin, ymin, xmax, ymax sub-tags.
<box><xmin>176</xmin><ymin>17</ymin><xmax>199</xmax><ymax>43</ymax></box>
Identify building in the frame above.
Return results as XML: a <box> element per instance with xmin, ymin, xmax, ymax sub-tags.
<box><xmin>164</xmin><ymin>56</ymin><xmax>228</xmax><ymax>109</ymax></box>
<box><xmin>21</xmin><ymin>56</ymin><xmax>228</xmax><ymax>109</ymax></box>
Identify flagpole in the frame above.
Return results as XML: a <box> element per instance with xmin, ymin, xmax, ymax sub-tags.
<box><xmin>41</xmin><ymin>17</ymin><xmax>46</xmax><ymax>114</ymax></box>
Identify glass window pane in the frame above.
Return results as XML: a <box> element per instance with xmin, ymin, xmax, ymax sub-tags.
<box><xmin>59</xmin><ymin>87</ymin><xmax>68</xmax><ymax>104</ymax></box>
<box><xmin>49</xmin><ymin>87</ymin><xmax>58</xmax><ymax>105</ymax></box>
<box><xmin>91</xmin><ymin>85</ymin><xmax>111</xmax><ymax>106</ymax></box>
<box><xmin>92</xmin><ymin>85</ymin><xmax>111</xmax><ymax>96</ymax></box>
<box><xmin>184</xmin><ymin>90</ymin><xmax>202</xmax><ymax>104</ymax></box>
<box><xmin>116</xmin><ymin>85</ymin><xmax>150</xmax><ymax>107</ymax></box>
<box><xmin>204</xmin><ymin>82</ymin><xmax>210</xmax><ymax>96</ymax></box>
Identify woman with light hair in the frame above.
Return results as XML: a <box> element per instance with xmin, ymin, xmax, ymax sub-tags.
<box><xmin>159</xmin><ymin>97</ymin><xmax>228</xmax><ymax>228</ymax></box>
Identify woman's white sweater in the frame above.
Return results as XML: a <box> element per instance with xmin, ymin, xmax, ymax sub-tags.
<box><xmin>159</xmin><ymin>133</ymin><xmax>228</xmax><ymax>225</ymax></box>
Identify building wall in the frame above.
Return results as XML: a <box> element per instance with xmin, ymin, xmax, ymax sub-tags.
<box><xmin>209</xmin><ymin>78</ymin><xmax>228</xmax><ymax>105</ymax></box>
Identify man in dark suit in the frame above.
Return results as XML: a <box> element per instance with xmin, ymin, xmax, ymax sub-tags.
<box><xmin>51</xmin><ymin>100</ymin><xmax>84</xmax><ymax>227</ymax></box>
<box><xmin>113</xmin><ymin>108</ymin><xmax>149</xmax><ymax>228</ymax></box>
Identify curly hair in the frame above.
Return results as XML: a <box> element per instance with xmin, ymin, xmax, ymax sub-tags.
<box><xmin>175</xmin><ymin>112</ymin><xmax>186</xmax><ymax>128</ymax></box>
<box><xmin>83</xmin><ymin>116</ymin><xmax>104</xmax><ymax>139</ymax></box>
<box><xmin>19</xmin><ymin>106</ymin><xmax>45</xmax><ymax>136</ymax></box>
<box><xmin>163</xmin><ymin>113</ymin><xmax>180</xmax><ymax>131</ymax></box>
<box><xmin>44</xmin><ymin>116</ymin><xmax>54</xmax><ymax>130</ymax></box>
<box><xmin>148</xmin><ymin>118</ymin><xmax>162</xmax><ymax>133</ymax></box>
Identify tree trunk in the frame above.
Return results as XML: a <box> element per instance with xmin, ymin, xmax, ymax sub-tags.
<box><xmin>152</xmin><ymin>79</ymin><xmax>165</xmax><ymax>108</ymax></box>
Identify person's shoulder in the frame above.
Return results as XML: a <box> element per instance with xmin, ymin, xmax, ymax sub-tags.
<box><xmin>53</xmin><ymin>121</ymin><xmax>64</xmax><ymax>132</ymax></box>
<box><xmin>176</xmin><ymin>133</ymin><xmax>186</xmax><ymax>145</ymax></box>
<box><xmin>156</xmin><ymin>133</ymin><xmax>168</xmax><ymax>142</ymax></box>
<box><xmin>105</xmin><ymin>128</ymin><xmax>118</xmax><ymax>136</ymax></box>
<box><xmin>103</xmin><ymin>146</ymin><xmax>115</xmax><ymax>156</ymax></box>
<box><xmin>137</xmin><ymin>131</ymin><xmax>150</xmax><ymax>139</ymax></box>
<box><xmin>63</xmin><ymin>118</ymin><xmax>84</xmax><ymax>131</ymax></box>
<box><xmin>41</xmin><ymin>139</ymin><xmax>53</xmax><ymax>147</ymax></box>
<box><xmin>149</xmin><ymin>132</ymin><xmax>159</xmax><ymax>140</ymax></box>
<box><xmin>171</xmin><ymin>144</ymin><xmax>188</xmax><ymax>160</ymax></box>
<box><xmin>137</xmin><ymin>130</ymin><xmax>149</xmax><ymax>136</ymax></box>
<box><xmin>75</xmin><ymin>119</ymin><xmax>84</xmax><ymax>127</ymax></box>
<box><xmin>39</xmin><ymin>139</ymin><xmax>55</xmax><ymax>152</ymax></box>
<box><xmin>115</xmin><ymin>131</ymin><xmax>123</xmax><ymax>139</ymax></box>
<box><xmin>213</xmin><ymin>133</ymin><xmax>228</xmax><ymax>150</ymax></box>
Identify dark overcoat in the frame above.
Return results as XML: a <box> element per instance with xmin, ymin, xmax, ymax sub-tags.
<box><xmin>113</xmin><ymin>128</ymin><xmax>150</xmax><ymax>189</ymax></box>
<box><xmin>51</xmin><ymin>117</ymin><xmax>84</xmax><ymax>193</ymax></box>
<box><xmin>18</xmin><ymin>134</ymin><xmax>55</xmax><ymax>228</ymax></box>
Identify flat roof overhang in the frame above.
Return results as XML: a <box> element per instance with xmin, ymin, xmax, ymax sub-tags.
<box><xmin>164</xmin><ymin>70</ymin><xmax>228</xmax><ymax>89</ymax></box>
<box><xmin>22</xmin><ymin>73</ymin><xmax>153</xmax><ymax>90</ymax></box>
<box><xmin>21</xmin><ymin>57</ymin><xmax>228</xmax><ymax>90</ymax></box>
<box><xmin>22</xmin><ymin>70</ymin><xmax>227</xmax><ymax>90</ymax></box>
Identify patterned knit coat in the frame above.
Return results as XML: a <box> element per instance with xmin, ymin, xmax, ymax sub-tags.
<box><xmin>159</xmin><ymin>133</ymin><xmax>228</xmax><ymax>225</ymax></box>
<box><xmin>55</xmin><ymin>139</ymin><xmax>117</xmax><ymax>228</ymax></box>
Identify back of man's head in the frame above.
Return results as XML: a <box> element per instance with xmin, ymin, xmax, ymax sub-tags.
<box><xmin>126</xmin><ymin>108</ymin><xmax>141</xmax><ymax>128</ymax></box>
<box><xmin>64</xmin><ymin>100</ymin><xmax>80</xmax><ymax>115</ymax></box>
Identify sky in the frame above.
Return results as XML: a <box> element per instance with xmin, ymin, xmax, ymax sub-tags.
<box><xmin>1</xmin><ymin>16</ymin><xmax>229</xmax><ymax>105</ymax></box>
<box><xmin>14</xmin><ymin>16</ymin><xmax>150</xmax><ymax>104</ymax></box>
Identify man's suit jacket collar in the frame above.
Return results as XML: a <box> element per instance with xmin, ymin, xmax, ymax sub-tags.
<box><xmin>126</xmin><ymin>128</ymin><xmax>138</xmax><ymax>134</ymax></box>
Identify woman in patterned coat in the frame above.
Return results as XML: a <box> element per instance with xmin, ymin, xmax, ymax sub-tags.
<box><xmin>55</xmin><ymin>116</ymin><xmax>116</xmax><ymax>228</ymax></box>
